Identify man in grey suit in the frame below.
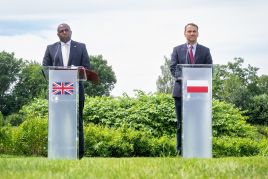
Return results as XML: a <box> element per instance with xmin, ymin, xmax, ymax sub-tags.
<box><xmin>43</xmin><ymin>23</ymin><xmax>90</xmax><ymax>159</ymax></box>
<box><xmin>170</xmin><ymin>23</ymin><xmax>212</xmax><ymax>155</ymax></box>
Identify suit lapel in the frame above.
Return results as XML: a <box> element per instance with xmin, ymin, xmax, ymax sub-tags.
<box><xmin>194</xmin><ymin>44</ymin><xmax>201</xmax><ymax>64</ymax></box>
<box><xmin>55</xmin><ymin>42</ymin><xmax>64</xmax><ymax>66</ymax></box>
<box><xmin>68</xmin><ymin>40</ymin><xmax>76</xmax><ymax>66</ymax></box>
<box><xmin>181</xmin><ymin>44</ymin><xmax>189</xmax><ymax>64</ymax></box>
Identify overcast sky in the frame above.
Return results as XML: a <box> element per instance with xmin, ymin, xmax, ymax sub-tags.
<box><xmin>1</xmin><ymin>0</ymin><xmax>267</xmax><ymax>96</ymax></box>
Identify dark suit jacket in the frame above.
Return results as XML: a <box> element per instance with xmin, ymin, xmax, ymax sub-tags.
<box><xmin>170</xmin><ymin>43</ymin><xmax>212</xmax><ymax>97</ymax></box>
<box><xmin>42</xmin><ymin>40</ymin><xmax>90</xmax><ymax>101</ymax></box>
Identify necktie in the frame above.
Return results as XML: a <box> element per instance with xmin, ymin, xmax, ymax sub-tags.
<box><xmin>62</xmin><ymin>43</ymin><xmax>69</xmax><ymax>66</ymax></box>
<box><xmin>189</xmin><ymin>45</ymin><xmax>194</xmax><ymax>64</ymax></box>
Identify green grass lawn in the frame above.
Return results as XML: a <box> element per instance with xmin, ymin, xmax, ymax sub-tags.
<box><xmin>0</xmin><ymin>156</ymin><xmax>267</xmax><ymax>178</ymax></box>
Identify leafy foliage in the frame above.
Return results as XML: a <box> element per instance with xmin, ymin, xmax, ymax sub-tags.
<box><xmin>212</xmin><ymin>100</ymin><xmax>257</xmax><ymax>138</ymax></box>
<box><xmin>0</xmin><ymin>111</ymin><xmax>3</xmax><ymax>127</ymax></box>
<box><xmin>6</xmin><ymin>93</ymin><xmax>259</xmax><ymax>138</ymax></box>
<box><xmin>1</xmin><ymin>92</ymin><xmax>266</xmax><ymax>157</ymax></box>
<box><xmin>0</xmin><ymin>51</ymin><xmax>47</xmax><ymax>116</ymax></box>
<box><xmin>84</xmin><ymin>92</ymin><xmax>176</xmax><ymax>137</ymax></box>
<box><xmin>4</xmin><ymin>114</ymin><xmax>23</xmax><ymax>126</ymax></box>
<box><xmin>213</xmin><ymin>58</ymin><xmax>268</xmax><ymax>125</ymax></box>
<box><xmin>0</xmin><ymin>51</ymin><xmax>24</xmax><ymax>115</ymax></box>
<box><xmin>12</xmin><ymin>62</ymin><xmax>47</xmax><ymax>109</ymax></box>
<box><xmin>213</xmin><ymin>136</ymin><xmax>265</xmax><ymax>157</ymax></box>
<box><xmin>0</xmin><ymin>126</ymin><xmax>14</xmax><ymax>154</ymax></box>
<box><xmin>13</xmin><ymin>117</ymin><xmax>48</xmax><ymax>156</ymax></box>
<box><xmin>156</xmin><ymin>56</ymin><xmax>174</xmax><ymax>93</ymax></box>
<box><xmin>0</xmin><ymin>91</ymin><xmax>268</xmax><ymax>157</ymax></box>
<box><xmin>18</xmin><ymin>98</ymin><xmax>48</xmax><ymax>119</ymax></box>
<box><xmin>5</xmin><ymin>98</ymin><xmax>48</xmax><ymax>126</ymax></box>
<box><xmin>247</xmin><ymin>94</ymin><xmax>268</xmax><ymax>125</ymax></box>
<box><xmin>84</xmin><ymin>55</ymin><xmax>117</xmax><ymax>96</ymax></box>
<box><xmin>84</xmin><ymin>124</ymin><xmax>176</xmax><ymax>157</ymax></box>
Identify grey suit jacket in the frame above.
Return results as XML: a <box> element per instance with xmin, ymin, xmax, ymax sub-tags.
<box><xmin>170</xmin><ymin>43</ymin><xmax>212</xmax><ymax>97</ymax></box>
<box><xmin>42</xmin><ymin>40</ymin><xmax>90</xmax><ymax>101</ymax></box>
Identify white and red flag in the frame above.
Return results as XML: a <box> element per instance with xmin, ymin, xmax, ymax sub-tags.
<box><xmin>186</xmin><ymin>80</ymin><xmax>209</xmax><ymax>93</ymax></box>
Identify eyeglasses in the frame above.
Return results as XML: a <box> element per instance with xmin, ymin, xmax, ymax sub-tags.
<box><xmin>58</xmin><ymin>28</ymin><xmax>69</xmax><ymax>33</ymax></box>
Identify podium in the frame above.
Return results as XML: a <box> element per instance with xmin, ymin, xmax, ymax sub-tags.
<box><xmin>177</xmin><ymin>64</ymin><xmax>212</xmax><ymax>158</ymax></box>
<box><xmin>43</xmin><ymin>66</ymin><xmax>86</xmax><ymax>159</ymax></box>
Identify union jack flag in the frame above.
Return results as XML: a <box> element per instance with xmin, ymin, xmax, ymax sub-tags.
<box><xmin>52</xmin><ymin>82</ymin><xmax>74</xmax><ymax>95</ymax></box>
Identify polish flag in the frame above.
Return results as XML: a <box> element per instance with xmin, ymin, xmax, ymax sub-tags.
<box><xmin>187</xmin><ymin>80</ymin><xmax>209</xmax><ymax>93</ymax></box>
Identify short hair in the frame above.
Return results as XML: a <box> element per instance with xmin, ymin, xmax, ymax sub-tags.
<box><xmin>57</xmin><ymin>23</ymin><xmax>71</xmax><ymax>32</ymax></box>
<box><xmin>184</xmin><ymin>23</ymin><xmax>199</xmax><ymax>32</ymax></box>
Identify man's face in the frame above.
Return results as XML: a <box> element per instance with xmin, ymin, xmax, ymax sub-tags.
<box><xmin>184</xmin><ymin>25</ymin><xmax>199</xmax><ymax>44</ymax></box>
<box><xmin>57</xmin><ymin>24</ymin><xmax>72</xmax><ymax>43</ymax></box>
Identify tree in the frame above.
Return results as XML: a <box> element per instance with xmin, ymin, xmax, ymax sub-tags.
<box><xmin>156</xmin><ymin>56</ymin><xmax>174</xmax><ymax>94</ymax></box>
<box><xmin>0</xmin><ymin>51</ymin><xmax>24</xmax><ymax>115</ymax></box>
<box><xmin>213</xmin><ymin>57</ymin><xmax>268</xmax><ymax>125</ymax></box>
<box><xmin>213</xmin><ymin>58</ymin><xmax>260</xmax><ymax>109</ymax></box>
<box><xmin>247</xmin><ymin>94</ymin><xmax>268</xmax><ymax>125</ymax></box>
<box><xmin>257</xmin><ymin>75</ymin><xmax>268</xmax><ymax>94</ymax></box>
<box><xmin>12</xmin><ymin>62</ymin><xmax>47</xmax><ymax>111</ymax></box>
<box><xmin>0</xmin><ymin>51</ymin><xmax>47</xmax><ymax>116</ymax></box>
<box><xmin>84</xmin><ymin>55</ymin><xmax>116</xmax><ymax>96</ymax></box>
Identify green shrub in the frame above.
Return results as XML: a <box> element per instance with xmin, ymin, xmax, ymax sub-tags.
<box><xmin>84</xmin><ymin>124</ymin><xmax>133</xmax><ymax>157</ymax></box>
<box><xmin>258</xmin><ymin>138</ymin><xmax>268</xmax><ymax>156</ymax></box>
<box><xmin>19</xmin><ymin>98</ymin><xmax>48</xmax><ymax>119</ymax></box>
<box><xmin>84</xmin><ymin>124</ymin><xmax>176</xmax><ymax>157</ymax></box>
<box><xmin>4</xmin><ymin>98</ymin><xmax>48</xmax><ymax>127</ymax></box>
<box><xmin>5</xmin><ymin>113</ymin><xmax>24</xmax><ymax>126</ymax></box>
<box><xmin>13</xmin><ymin>117</ymin><xmax>48</xmax><ymax>156</ymax></box>
<box><xmin>247</xmin><ymin>94</ymin><xmax>268</xmax><ymax>125</ymax></box>
<box><xmin>8</xmin><ymin>94</ymin><xmax>260</xmax><ymax>140</ymax></box>
<box><xmin>0</xmin><ymin>111</ymin><xmax>3</xmax><ymax>126</ymax></box>
<box><xmin>84</xmin><ymin>94</ymin><xmax>259</xmax><ymax>139</ymax></box>
<box><xmin>3</xmin><ymin>94</ymin><xmax>264</xmax><ymax>157</ymax></box>
<box><xmin>0</xmin><ymin>126</ymin><xmax>14</xmax><ymax>154</ymax></box>
<box><xmin>84</xmin><ymin>93</ymin><xmax>177</xmax><ymax>137</ymax></box>
<box><xmin>212</xmin><ymin>100</ymin><xmax>258</xmax><ymax>138</ymax></box>
<box><xmin>213</xmin><ymin>136</ymin><xmax>262</xmax><ymax>157</ymax></box>
<box><xmin>150</xmin><ymin>135</ymin><xmax>176</xmax><ymax>157</ymax></box>
<box><xmin>256</xmin><ymin>125</ymin><xmax>268</xmax><ymax>138</ymax></box>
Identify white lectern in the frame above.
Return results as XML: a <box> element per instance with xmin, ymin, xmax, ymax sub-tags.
<box><xmin>43</xmin><ymin>66</ymin><xmax>86</xmax><ymax>159</ymax></box>
<box><xmin>177</xmin><ymin>64</ymin><xmax>212</xmax><ymax>158</ymax></box>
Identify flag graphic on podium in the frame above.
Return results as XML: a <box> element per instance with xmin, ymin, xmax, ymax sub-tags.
<box><xmin>52</xmin><ymin>82</ymin><xmax>74</xmax><ymax>95</ymax></box>
<box><xmin>187</xmin><ymin>80</ymin><xmax>209</xmax><ymax>93</ymax></box>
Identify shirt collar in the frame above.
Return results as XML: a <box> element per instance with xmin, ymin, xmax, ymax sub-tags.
<box><xmin>60</xmin><ymin>40</ymin><xmax>71</xmax><ymax>46</ymax></box>
<box><xmin>187</xmin><ymin>43</ymin><xmax>197</xmax><ymax>49</ymax></box>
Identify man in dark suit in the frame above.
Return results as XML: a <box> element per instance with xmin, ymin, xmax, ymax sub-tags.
<box><xmin>43</xmin><ymin>23</ymin><xmax>90</xmax><ymax>159</ymax></box>
<box><xmin>170</xmin><ymin>23</ymin><xmax>212</xmax><ymax>155</ymax></box>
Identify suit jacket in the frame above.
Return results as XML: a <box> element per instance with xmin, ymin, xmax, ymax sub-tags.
<box><xmin>170</xmin><ymin>43</ymin><xmax>212</xmax><ymax>97</ymax></box>
<box><xmin>42</xmin><ymin>40</ymin><xmax>90</xmax><ymax>101</ymax></box>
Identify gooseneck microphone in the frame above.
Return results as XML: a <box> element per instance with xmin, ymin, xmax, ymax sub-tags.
<box><xmin>185</xmin><ymin>46</ymin><xmax>190</xmax><ymax>64</ymax></box>
<box><xmin>53</xmin><ymin>42</ymin><xmax>60</xmax><ymax>66</ymax></box>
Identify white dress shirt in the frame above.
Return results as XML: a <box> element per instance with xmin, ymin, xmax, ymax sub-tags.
<box><xmin>61</xmin><ymin>40</ymin><xmax>71</xmax><ymax>66</ymax></box>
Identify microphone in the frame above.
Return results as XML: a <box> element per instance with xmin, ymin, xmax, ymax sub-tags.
<box><xmin>185</xmin><ymin>46</ymin><xmax>190</xmax><ymax>64</ymax></box>
<box><xmin>53</xmin><ymin>42</ymin><xmax>60</xmax><ymax>66</ymax></box>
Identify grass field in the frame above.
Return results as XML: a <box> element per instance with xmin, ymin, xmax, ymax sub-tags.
<box><xmin>0</xmin><ymin>156</ymin><xmax>267</xmax><ymax>178</ymax></box>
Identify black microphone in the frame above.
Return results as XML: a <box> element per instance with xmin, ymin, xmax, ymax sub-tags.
<box><xmin>53</xmin><ymin>42</ymin><xmax>60</xmax><ymax>66</ymax></box>
<box><xmin>185</xmin><ymin>46</ymin><xmax>190</xmax><ymax>64</ymax></box>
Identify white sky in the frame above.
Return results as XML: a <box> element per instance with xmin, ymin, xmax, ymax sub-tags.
<box><xmin>0</xmin><ymin>0</ymin><xmax>268</xmax><ymax>96</ymax></box>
